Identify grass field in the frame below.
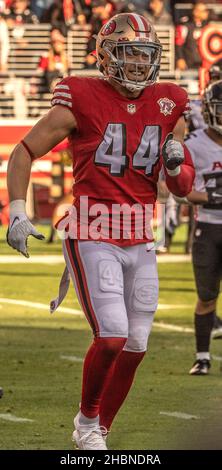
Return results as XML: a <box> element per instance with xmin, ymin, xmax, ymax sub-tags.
<box><xmin>0</xmin><ymin>225</ymin><xmax>222</xmax><ymax>450</ymax></box>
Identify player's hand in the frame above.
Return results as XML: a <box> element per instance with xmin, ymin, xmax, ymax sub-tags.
<box><xmin>208</xmin><ymin>188</ymin><xmax>222</xmax><ymax>205</ymax></box>
<box><xmin>7</xmin><ymin>214</ymin><xmax>45</xmax><ymax>258</ymax></box>
<box><xmin>162</xmin><ymin>133</ymin><xmax>184</xmax><ymax>171</ymax></box>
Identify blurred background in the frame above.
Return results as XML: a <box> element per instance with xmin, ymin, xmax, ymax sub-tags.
<box><xmin>0</xmin><ymin>0</ymin><xmax>222</xmax><ymax>248</ymax></box>
<box><xmin>1</xmin><ymin>2</ymin><xmax>222</xmax><ymax>451</ymax></box>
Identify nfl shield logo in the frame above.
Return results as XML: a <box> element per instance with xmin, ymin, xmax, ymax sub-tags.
<box><xmin>158</xmin><ymin>97</ymin><xmax>176</xmax><ymax>116</ymax></box>
<box><xmin>127</xmin><ymin>104</ymin><xmax>136</xmax><ymax>114</ymax></box>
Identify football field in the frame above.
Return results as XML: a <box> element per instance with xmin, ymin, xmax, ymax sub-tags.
<box><xmin>0</xmin><ymin>225</ymin><xmax>222</xmax><ymax>450</ymax></box>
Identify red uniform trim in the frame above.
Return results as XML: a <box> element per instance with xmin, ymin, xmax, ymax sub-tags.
<box><xmin>20</xmin><ymin>140</ymin><xmax>35</xmax><ymax>160</ymax></box>
<box><xmin>74</xmin><ymin>240</ymin><xmax>100</xmax><ymax>335</ymax></box>
<box><xmin>65</xmin><ymin>238</ymin><xmax>100</xmax><ymax>336</ymax></box>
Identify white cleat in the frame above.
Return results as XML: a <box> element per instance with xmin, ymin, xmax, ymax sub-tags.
<box><xmin>211</xmin><ymin>325</ymin><xmax>222</xmax><ymax>340</ymax></box>
<box><xmin>72</xmin><ymin>413</ymin><xmax>108</xmax><ymax>450</ymax></box>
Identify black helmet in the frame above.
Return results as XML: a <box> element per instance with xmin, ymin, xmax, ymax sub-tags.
<box><xmin>203</xmin><ymin>80</ymin><xmax>222</xmax><ymax>135</ymax></box>
<box><xmin>209</xmin><ymin>63</ymin><xmax>222</xmax><ymax>82</ymax></box>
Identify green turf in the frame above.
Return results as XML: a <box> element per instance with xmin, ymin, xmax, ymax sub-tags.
<box><xmin>0</xmin><ymin>226</ymin><xmax>222</xmax><ymax>450</ymax></box>
<box><xmin>0</xmin><ymin>222</ymin><xmax>188</xmax><ymax>256</ymax></box>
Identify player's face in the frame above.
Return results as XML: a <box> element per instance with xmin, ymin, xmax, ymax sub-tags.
<box><xmin>117</xmin><ymin>45</ymin><xmax>153</xmax><ymax>83</ymax></box>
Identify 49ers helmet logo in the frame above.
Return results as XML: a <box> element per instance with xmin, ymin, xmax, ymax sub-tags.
<box><xmin>101</xmin><ymin>20</ymin><xmax>116</xmax><ymax>36</ymax></box>
<box><xmin>158</xmin><ymin>97</ymin><xmax>176</xmax><ymax>116</ymax></box>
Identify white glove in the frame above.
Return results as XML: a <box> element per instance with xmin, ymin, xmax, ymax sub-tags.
<box><xmin>7</xmin><ymin>200</ymin><xmax>45</xmax><ymax>258</ymax></box>
<box><xmin>165</xmin><ymin>194</ymin><xmax>179</xmax><ymax>235</ymax></box>
<box><xmin>162</xmin><ymin>133</ymin><xmax>184</xmax><ymax>175</ymax></box>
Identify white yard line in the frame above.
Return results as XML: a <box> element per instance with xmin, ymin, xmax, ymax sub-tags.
<box><xmin>153</xmin><ymin>322</ymin><xmax>193</xmax><ymax>333</ymax></box>
<box><xmin>0</xmin><ymin>298</ymin><xmax>191</xmax><ymax>313</ymax></box>
<box><xmin>0</xmin><ymin>255</ymin><xmax>64</xmax><ymax>265</ymax></box>
<box><xmin>0</xmin><ymin>298</ymin><xmax>194</xmax><ymax>333</ymax></box>
<box><xmin>0</xmin><ymin>254</ymin><xmax>191</xmax><ymax>264</ymax></box>
<box><xmin>60</xmin><ymin>355</ymin><xmax>83</xmax><ymax>362</ymax></box>
<box><xmin>0</xmin><ymin>413</ymin><xmax>33</xmax><ymax>423</ymax></box>
<box><xmin>0</xmin><ymin>298</ymin><xmax>82</xmax><ymax>315</ymax></box>
<box><xmin>157</xmin><ymin>304</ymin><xmax>193</xmax><ymax>310</ymax></box>
<box><xmin>212</xmin><ymin>355</ymin><xmax>222</xmax><ymax>362</ymax></box>
<box><xmin>160</xmin><ymin>411</ymin><xmax>200</xmax><ymax>420</ymax></box>
<box><xmin>157</xmin><ymin>254</ymin><xmax>191</xmax><ymax>263</ymax></box>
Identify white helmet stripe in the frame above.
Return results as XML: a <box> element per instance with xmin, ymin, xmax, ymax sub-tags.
<box><xmin>130</xmin><ymin>13</ymin><xmax>147</xmax><ymax>37</ymax></box>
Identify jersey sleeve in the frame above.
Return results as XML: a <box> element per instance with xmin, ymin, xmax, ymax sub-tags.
<box><xmin>51</xmin><ymin>77</ymin><xmax>73</xmax><ymax>111</ymax></box>
<box><xmin>51</xmin><ymin>76</ymin><xmax>84</xmax><ymax>130</ymax></box>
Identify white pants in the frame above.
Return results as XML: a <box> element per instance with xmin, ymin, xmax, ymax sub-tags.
<box><xmin>63</xmin><ymin>240</ymin><xmax>159</xmax><ymax>352</ymax></box>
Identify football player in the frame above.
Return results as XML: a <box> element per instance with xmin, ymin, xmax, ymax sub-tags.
<box><xmin>208</xmin><ymin>60</ymin><xmax>222</xmax><ymax>83</ymax></box>
<box><xmin>7</xmin><ymin>13</ymin><xmax>194</xmax><ymax>449</ymax></box>
<box><xmin>186</xmin><ymin>80</ymin><xmax>222</xmax><ymax>375</ymax></box>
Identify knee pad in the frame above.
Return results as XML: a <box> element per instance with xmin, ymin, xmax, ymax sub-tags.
<box><xmin>123</xmin><ymin>311</ymin><xmax>155</xmax><ymax>353</ymax></box>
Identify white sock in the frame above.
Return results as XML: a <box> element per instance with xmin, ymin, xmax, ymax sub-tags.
<box><xmin>78</xmin><ymin>411</ymin><xmax>99</xmax><ymax>426</ymax></box>
<box><xmin>196</xmin><ymin>352</ymin><xmax>210</xmax><ymax>361</ymax></box>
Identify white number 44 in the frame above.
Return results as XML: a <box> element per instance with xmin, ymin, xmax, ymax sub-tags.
<box><xmin>95</xmin><ymin>123</ymin><xmax>160</xmax><ymax>176</ymax></box>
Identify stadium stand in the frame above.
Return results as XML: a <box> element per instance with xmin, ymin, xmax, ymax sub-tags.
<box><xmin>0</xmin><ymin>3</ymin><xmax>221</xmax><ymax>118</ymax></box>
<box><xmin>0</xmin><ymin>23</ymin><xmax>178</xmax><ymax>118</ymax></box>
<box><xmin>174</xmin><ymin>2</ymin><xmax>222</xmax><ymax>24</ymax></box>
<box><xmin>0</xmin><ymin>23</ymin><xmax>92</xmax><ymax>117</ymax></box>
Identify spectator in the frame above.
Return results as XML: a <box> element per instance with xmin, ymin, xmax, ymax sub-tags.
<box><xmin>143</xmin><ymin>0</ymin><xmax>173</xmax><ymax>25</ymax></box>
<box><xmin>42</xmin><ymin>0</ymin><xmax>74</xmax><ymax>30</ymax></box>
<box><xmin>30</xmin><ymin>27</ymin><xmax>69</xmax><ymax>94</ymax></box>
<box><xmin>3</xmin><ymin>0</ymin><xmax>39</xmax><ymax>26</ymax></box>
<box><xmin>63</xmin><ymin>0</ymin><xmax>74</xmax><ymax>26</ymax></box>
<box><xmin>175</xmin><ymin>2</ymin><xmax>210</xmax><ymax>71</ymax></box>
<box><xmin>0</xmin><ymin>1</ymin><xmax>5</xmax><ymax>11</ymax></box>
<box><xmin>88</xmin><ymin>1</ymin><xmax>114</xmax><ymax>51</ymax></box>
<box><xmin>0</xmin><ymin>11</ymin><xmax>9</xmax><ymax>72</ymax></box>
<box><xmin>121</xmin><ymin>0</ymin><xmax>147</xmax><ymax>13</ymax></box>
<box><xmin>73</xmin><ymin>0</ymin><xmax>92</xmax><ymax>23</ymax></box>
<box><xmin>30</xmin><ymin>0</ymin><xmax>54</xmax><ymax>21</ymax></box>
<box><xmin>76</xmin><ymin>12</ymin><xmax>87</xmax><ymax>26</ymax></box>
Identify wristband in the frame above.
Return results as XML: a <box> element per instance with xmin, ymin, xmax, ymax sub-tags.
<box><xmin>166</xmin><ymin>166</ymin><xmax>181</xmax><ymax>177</ymax></box>
<box><xmin>9</xmin><ymin>199</ymin><xmax>26</xmax><ymax>215</ymax></box>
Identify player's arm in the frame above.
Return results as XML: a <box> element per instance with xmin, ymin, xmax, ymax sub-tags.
<box><xmin>7</xmin><ymin>105</ymin><xmax>77</xmax><ymax>257</ymax></box>
<box><xmin>186</xmin><ymin>190</ymin><xmax>208</xmax><ymax>204</ymax></box>
<box><xmin>187</xmin><ymin>189</ymin><xmax>222</xmax><ymax>205</ymax></box>
<box><xmin>162</xmin><ymin>116</ymin><xmax>195</xmax><ymax>197</ymax></box>
<box><xmin>8</xmin><ymin>105</ymin><xmax>76</xmax><ymax>200</ymax></box>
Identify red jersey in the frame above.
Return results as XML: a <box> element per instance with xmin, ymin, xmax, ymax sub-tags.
<box><xmin>52</xmin><ymin>77</ymin><xmax>194</xmax><ymax>245</ymax></box>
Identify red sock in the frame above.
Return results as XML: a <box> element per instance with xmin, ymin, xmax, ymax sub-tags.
<box><xmin>99</xmin><ymin>350</ymin><xmax>145</xmax><ymax>430</ymax></box>
<box><xmin>80</xmin><ymin>337</ymin><xmax>126</xmax><ymax>418</ymax></box>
